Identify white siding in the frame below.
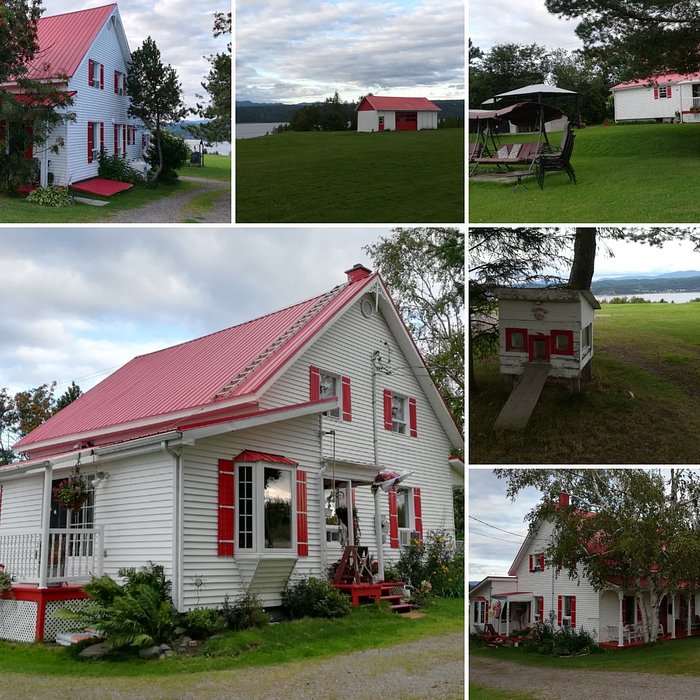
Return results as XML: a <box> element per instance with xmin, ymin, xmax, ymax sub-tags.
<box><xmin>180</xmin><ymin>415</ymin><xmax>324</xmax><ymax>610</ymax></box>
<box><xmin>0</xmin><ymin>473</ymin><xmax>44</xmax><ymax>530</ymax></box>
<box><xmin>417</xmin><ymin>111</ymin><xmax>438</xmax><ymax>130</ymax></box>
<box><xmin>613</xmin><ymin>85</ymin><xmax>681</xmax><ymax>122</ymax></box>
<box><xmin>357</xmin><ymin>111</ymin><xmax>378</xmax><ymax>132</ymax></box>
<box><xmin>261</xmin><ymin>295</ymin><xmax>457</xmax><ymax>550</ymax></box>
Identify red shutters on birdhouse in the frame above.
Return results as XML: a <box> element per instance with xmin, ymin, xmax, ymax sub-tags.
<box><xmin>217</xmin><ymin>458</ymin><xmax>235</xmax><ymax>557</ymax></box>
<box><xmin>296</xmin><ymin>470</ymin><xmax>309</xmax><ymax>556</ymax></box>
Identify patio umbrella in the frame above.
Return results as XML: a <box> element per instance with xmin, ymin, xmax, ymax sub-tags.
<box><xmin>494</xmin><ymin>83</ymin><xmax>581</xmax><ymax>128</ymax></box>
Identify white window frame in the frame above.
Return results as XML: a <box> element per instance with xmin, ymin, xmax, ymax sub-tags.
<box><xmin>474</xmin><ymin>600</ymin><xmax>486</xmax><ymax>624</ymax></box>
<box><xmin>562</xmin><ymin>595</ymin><xmax>574</xmax><ymax>626</ymax></box>
<box><xmin>90</xmin><ymin>60</ymin><xmax>102</xmax><ymax>88</ymax></box>
<box><xmin>90</xmin><ymin>122</ymin><xmax>100</xmax><ymax>162</ymax></box>
<box><xmin>658</xmin><ymin>85</ymin><xmax>669</xmax><ymax>99</ymax></box>
<box><xmin>236</xmin><ymin>462</ymin><xmax>296</xmax><ymax>553</ymax></box>
<box><xmin>116</xmin><ymin>71</ymin><xmax>126</xmax><ymax>96</ymax></box>
<box><xmin>391</xmin><ymin>394</ymin><xmax>407</xmax><ymax>434</ymax></box>
<box><xmin>397</xmin><ymin>486</ymin><xmax>413</xmax><ymax>546</ymax></box>
<box><xmin>319</xmin><ymin>371</ymin><xmax>341</xmax><ymax>419</ymax></box>
<box><xmin>532</xmin><ymin>552</ymin><xmax>544</xmax><ymax>572</ymax></box>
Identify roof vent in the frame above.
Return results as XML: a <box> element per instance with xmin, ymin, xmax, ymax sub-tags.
<box><xmin>345</xmin><ymin>264</ymin><xmax>372</xmax><ymax>284</ymax></box>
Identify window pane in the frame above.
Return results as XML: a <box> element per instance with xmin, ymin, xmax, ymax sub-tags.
<box><xmin>397</xmin><ymin>489</ymin><xmax>409</xmax><ymax>529</ymax></box>
<box><xmin>264</xmin><ymin>468</ymin><xmax>292</xmax><ymax>549</ymax></box>
<box><xmin>238</xmin><ymin>465</ymin><xmax>254</xmax><ymax>549</ymax></box>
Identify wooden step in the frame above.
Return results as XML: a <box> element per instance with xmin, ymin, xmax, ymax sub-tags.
<box><xmin>391</xmin><ymin>603</ymin><xmax>414</xmax><ymax>613</ymax></box>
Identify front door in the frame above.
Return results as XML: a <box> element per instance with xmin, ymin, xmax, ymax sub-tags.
<box><xmin>528</xmin><ymin>333</ymin><xmax>550</xmax><ymax>362</ymax></box>
<box><xmin>378</xmin><ymin>116</ymin><xmax>384</xmax><ymax>132</ymax></box>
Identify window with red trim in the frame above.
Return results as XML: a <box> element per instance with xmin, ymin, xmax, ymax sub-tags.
<box><xmin>505</xmin><ymin>327</ymin><xmax>528</xmax><ymax>352</ymax></box>
<box><xmin>88</xmin><ymin>59</ymin><xmax>104</xmax><ymax>89</ymax></box>
<box><xmin>551</xmin><ymin>330</ymin><xmax>574</xmax><ymax>356</ymax></box>
<box><xmin>383</xmin><ymin>390</ymin><xmax>417</xmax><ymax>436</ymax></box>
<box><xmin>310</xmin><ymin>366</ymin><xmax>351</xmax><ymax>421</ymax></box>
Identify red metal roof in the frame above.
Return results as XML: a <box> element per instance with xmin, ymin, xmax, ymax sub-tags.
<box><xmin>234</xmin><ymin>451</ymin><xmax>298</xmax><ymax>466</ymax></box>
<box><xmin>24</xmin><ymin>4</ymin><xmax>117</xmax><ymax>81</ymax></box>
<box><xmin>356</xmin><ymin>96</ymin><xmax>441</xmax><ymax>112</ymax></box>
<box><xmin>612</xmin><ymin>72</ymin><xmax>700</xmax><ymax>90</ymax></box>
<box><xmin>14</xmin><ymin>273</ymin><xmax>378</xmax><ymax>455</ymax></box>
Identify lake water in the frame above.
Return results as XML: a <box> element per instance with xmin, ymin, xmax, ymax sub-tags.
<box><xmin>236</xmin><ymin>122</ymin><xmax>288</xmax><ymax>139</ymax></box>
<box><xmin>184</xmin><ymin>139</ymin><xmax>231</xmax><ymax>156</ymax></box>
<box><xmin>597</xmin><ymin>292</ymin><xmax>700</xmax><ymax>304</ymax></box>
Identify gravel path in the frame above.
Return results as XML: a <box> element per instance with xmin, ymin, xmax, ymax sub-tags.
<box><xmin>105</xmin><ymin>176</ymin><xmax>231</xmax><ymax>224</ymax></box>
<box><xmin>470</xmin><ymin>655</ymin><xmax>700</xmax><ymax>699</ymax></box>
<box><xmin>1</xmin><ymin>632</ymin><xmax>463</xmax><ymax>700</ymax></box>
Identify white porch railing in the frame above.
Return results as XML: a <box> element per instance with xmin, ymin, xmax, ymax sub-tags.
<box><xmin>692</xmin><ymin>97</ymin><xmax>700</xmax><ymax>110</ymax></box>
<box><xmin>0</xmin><ymin>527</ymin><xmax>104</xmax><ymax>585</ymax></box>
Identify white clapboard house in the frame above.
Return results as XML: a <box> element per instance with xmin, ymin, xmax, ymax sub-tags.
<box><xmin>356</xmin><ymin>96</ymin><xmax>440</xmax><ymax>132</ymax></box>
<box><xmin>611</xmin><ymin>72</ymin><xmax>700</xmax><ymax>123</ymax></box>
<box><xmin>0</xmin><ymin>264</ymin><xmax>463</xmax><ymax>642</ymax></box>
<box><xmin>470</xmin><ymin>494</ymin><xmax>700</xmax><ymax>648</ymax></box>
<box><xmin>1</xmin><ymin>3</ymin><xmax>148</xmax><ymax>188</ymax></box>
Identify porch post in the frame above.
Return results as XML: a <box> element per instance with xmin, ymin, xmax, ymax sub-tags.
<box><xmin>345</xmin><ymin>481</ymin><xmax>354</xmax><ymax>548</ymax></box>
<box><xmin>617</xmin><ymin>590</ymin><xmax>624</xmax><ymax>647</ymax></box>
<box><xmin>671</xmin><ymin>596</ymin><xmax>677</xmax><ymax>639</ymax></box>
<box><xmin>38</xmin><ymin>464</ymin><xmax>52</xmax><ymax>589</ymax></box>
<box><xmin>505</xmin><ymin>600</ymin><xmax>510</xmax><ymax>636</ymax></box>
<box><xmin>688</xmin><ymin>593</ymin><xmax>692</xmax><ymax>637</ymax></box>
<box><xmin>373</xmin><ymin>486</ymin><xmax>384</xmax><ymax>580</ymax></box>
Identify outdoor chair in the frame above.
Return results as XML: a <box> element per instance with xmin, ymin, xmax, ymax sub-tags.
<box><xmin>535</xmin><ymin>122</ymin><xmax>577</xmax><ymax>189</ymax></box>
<box><xmin>606</xmin><ymin>625</ymin><xmax>621</xmax><ymax>643</ymax></box>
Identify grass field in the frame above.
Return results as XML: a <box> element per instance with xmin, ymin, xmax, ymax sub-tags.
<box><xmin>469</xmin><ymin>302</ymin><xmax>700</xmax><ymax>464</ymax></box>
<box><xmin>0</xmin><ymin>598</ymin><xmax>463</xmax><ymax>677</ymax></box>
<box><xmin>469</xmin><ymin>122</ymin><xmax>700</xmax><ymax>223</ymax></box>
<box><xmin>236</xmin><ymin>129</ymin><xmax>464</xmax><ymax>223</ymax></box>
<box><xmin>0</xmin><ymin>155</ymin><xmax>231</xmax><ymax>224</ymax></box>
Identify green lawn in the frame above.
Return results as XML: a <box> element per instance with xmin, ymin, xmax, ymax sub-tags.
<box><xmin>469</xmin><ymin>122</ymin><xmax>700</xmax><ymax>223</ymax></box>
<box><xmin>236</xmin><ymin>129</ymin><xmax>464</xmax><ymax>223</ymax></box>
<box><xmin>0</xmin><ymin>598</ymin><xmax>463</xmax><ymax>677</ymax></box>
<box><xmin>177</xmin><ymin>153</ymin><xmax>231</xmax><ymax>182</ymax></box>
<box><xmin>471</xmin><ymin>635</ymin><xmax>700</xmax><ymax>676</ymax></box>
<box><xmin>470</xmin><ymin>302</ymin><xmax>700</xmax><ymax>464</ymax></box>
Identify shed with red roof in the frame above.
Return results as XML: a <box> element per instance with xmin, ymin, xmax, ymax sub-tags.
<box><xmin>0</xmin><ymin>264</ymin><xmax>462</xmax><ymax>643</ymax></box>
<box><xmin>1</xmin><ymin>4</ymin><xmax>148</xmax><ymax>188</ymax></box>
<box><xmin>356</xmin><ymin>95</ymin><xmax>440</xmax><ymax>132</ymax></box>
<box><xmin>611</xmin><ymin>72</ymin><xmax>700</xmax><ymax>124</ymax></box>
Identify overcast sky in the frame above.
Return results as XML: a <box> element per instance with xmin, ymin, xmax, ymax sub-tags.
<box><xmin>594</xmin><ymin>236</ymin><xmax>700</xmax><ymax>278</ymax></box>
<box><xmin>236</xmin><ymin>0</ymin><xmax>465</xmax><ymax>104</ymax></box>
<box><xmin>469</xmin><ymin>0</ymin><xmax>581</xmax><ymax>54</ymax></box>
<box><xmin>44</xmin><ymin>0</ymin><xmax>229</xmax><ymax>110</ymax></box>
<box><xmin>0</xmin><ymin>228</ymin><xmax>390</xmax><ymax>397</ymax></box>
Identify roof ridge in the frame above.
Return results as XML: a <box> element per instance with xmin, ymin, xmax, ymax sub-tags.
<box><xmin>211</xmin><ymin>281</ymin><xmax>348</xmax><ymax>400</ymax></box>
<box><xmin>42</xmin><ymin>3</ymin><xmax>117</xmax><ymax>20</ymax></box>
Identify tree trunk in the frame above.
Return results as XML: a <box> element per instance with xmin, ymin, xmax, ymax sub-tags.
<box><xmin>568</xmin><ymin>227</ymin><xmax>597</xmax><ymax>290</ymax></box>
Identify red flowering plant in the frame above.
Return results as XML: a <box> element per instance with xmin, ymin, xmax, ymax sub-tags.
<box><xmin>371</xmin><ymin>470</ymin><xmax>401</xmax><ymax>493</ymax></box>
<box><xmin>52</xmin><ymin>466</ymin><xmax>88</xmax><ymax>510</ymax></box>
<box><xmin>0</xmin><ymin>564</ymin><xmax>12</xmax><ymax>596</ymax></box>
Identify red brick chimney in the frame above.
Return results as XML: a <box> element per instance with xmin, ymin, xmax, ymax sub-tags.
<box><xmin>345</xmin><ymin>264</ymin><xmax>372</xmax><ymax>284</ymax></box>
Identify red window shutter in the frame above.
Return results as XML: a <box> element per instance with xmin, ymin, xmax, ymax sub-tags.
<box><xmin>557</xmin><ymin>595</ymin><xmax>563</xmax><ymax>626</ymax></box>
<box><xmin>637</xmin><ymin>604</ymin><xmax>642</xmax><ymax>622</ymax></box>
<box><xmin>100</xmin><ymin>122</ymin><xmax>104</xmax><ymax>152</ymax></box>
<box><xmin>409</xmin><ymin>397</ymin><xmax>417</xmax><ymax>437</ymax></box>
<box><xmin>88</xmin><ymin>59</ymin><xmax>93</xmax><ymax>86</ymax></box>
<box><xmin>570</xmin><ymin>596</ymin><xmax>576</xmax><ymax>628</ymax></box>
<box><xmin>529</xmin><ymin>554</ymin><xmax>533</xmax><ymax>572</ymax></box>
<box><xmin>654</xmin><ymin>86</ymin><xmax>659</xmax><ymax>99</ymax></box>
<box><xmin>296</xmin><ymin>470</ymin><xmax>309</xmax><ymax>556</ymax></box>
<box><xmin>413</xmin><ymin>488</ymin><xmax>423</xmax><ymax>541</ymax></box>
<box><xmin>341</xmin><ymin>376</ymin><xmax>352</xmax><ymax>422</ymax></box>
<box><xmin>114</xmin><ymin>124</ymin><xmax>118</xmax><ymax>155</ymax></box>
<box><xmin>217</xmin><ymin>458</ymin><xmax>235</xmax><ymax>557</ymax></box>
<box><xmin>538</xmin><ymin>596</ymin><xmax>544</xmax><ymax>622</ymax></box>
<box><xmin>388</xmin><ymin>487</ymin><xmax>399</xmax><ymax>548</ymax></box>
<box><xmin>383</xmin><ymin>389</ymin><xmax>393</xmax><ymax>430</ymax></box>
<box><xmin>123</xmin><ymin>124</ymin><xmax>127</xmax><ymax>155</ymax></box>
<box><xmin>100</xmin><ymin>63</ymin><xmax>104</xmax><ymax>90</ymax></box>
<box><xmin>540</xmin><ymin>553</ymin><xmax>545</xmax><ymax>570</ymax></box>
<box><xmin>485</xmin><ymin>601</ymin><xmax>489</xmax><ymax>623</ymax></box>
<box><xmin>114</xmin><ymin>70</ymin><xmax>118</xmax><ymax>93</ymax></box>
<box><xmin>23</xmin><ymin>125</ymin><xmax>33</xmax><ymax>159</ymax></box>
<box><xmin>309</xmin><ymin>365</ymin><xmax>320</xmax><ymax>401</ymax></box>
<box><xmin>668</xmin><ymin>86</ymin><xmax>672</xmax><ymax>98</ymax></box>
<box><xmin>87</xmin><ymin>122</ymin><xmax>93</xmax><ymax>162</ymax></box>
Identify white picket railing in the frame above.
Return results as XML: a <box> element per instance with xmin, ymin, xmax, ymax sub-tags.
<box><xmin>692</xmin><ymin>97</ymin><xmax>700</xmax><ymax>110</ymax></box>
<box><xmin>0</xmin><ymin>527</ymin><xmax>104</xmax><ymax>585</ymax></box>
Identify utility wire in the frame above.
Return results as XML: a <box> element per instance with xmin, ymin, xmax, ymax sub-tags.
<box><xmin>469</xmin><ymin>514</ymin><xmax>526</xmax><ymax>539</ymax></box>
<box><xmin>469</xmin><ymin>529</ymin><xmax>523</xmax><ymax>545</ymax></box>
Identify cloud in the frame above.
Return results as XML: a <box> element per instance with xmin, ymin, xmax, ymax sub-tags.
<box><xmin>236</xmin><ymin>0</ymin><xmax>464</xmax><ymax>103</ymax></box>
<box><xmin>43</xmin><ymin>0</ymin><xmax>229</xmax><ymax>109</ymax></box>
<box><xmin>0</xmin><ymin>228</ymin><xmax>388</xmax><ymax>394</ymax></box>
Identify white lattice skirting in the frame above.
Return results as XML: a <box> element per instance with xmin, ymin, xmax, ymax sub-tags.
<box><xmin>0</xmin><ymin>596</ymin><xmax>89</xmax><ymax>642</ymax></box>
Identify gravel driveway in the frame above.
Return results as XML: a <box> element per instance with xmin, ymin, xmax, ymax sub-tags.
<box><xmin>1</xmin><ymin>632</ymin><xmax>463</xmax><ymax>700</ymax></box>
<box><xmin>105</xmin><ymin>176</ymin><xmax>231</xmax><ymax>224</ymax></box>
<box><xmin>470</xmin><ymin>655</ymin><xmax>700</xmax><ymax>699</ymax></box>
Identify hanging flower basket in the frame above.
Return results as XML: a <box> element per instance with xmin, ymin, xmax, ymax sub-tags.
<box><xmin>52</xmin><ymin>466</ymin><xmax>88</xmax><ymax>510</ymax></box>
<box><xmin>371</xmin><ymin>470</ymin><xmax>414</xmax><ymax>493</ymax></box>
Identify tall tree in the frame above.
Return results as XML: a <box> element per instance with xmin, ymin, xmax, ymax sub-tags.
<box><xmin>546</xmin><ymin>0</ymin><xmax>700</xmax><ymax>80</ymax></box>
<box><xmin>495</xmin><ymin>468</ymin><xmax>700</xmax><ymax>643</ymax></box>
<box><xmin>364</xmin><ymin>228</ymin><xmax>464</xmax><ymax>425</ymax></box>
<box><xmin>190</xmin><ymin>11</ymin><xmax>231</xmax><ymax>144</ymax></box>
<box><xmin>127</xmin><ymin>37</ymin><xmax>188</xmax><ymax>180</ymax></box>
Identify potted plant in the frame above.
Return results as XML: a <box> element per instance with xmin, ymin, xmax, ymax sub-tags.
<box><xmin>52</xmin><ymin>466</ymin><xmax>88</xmax><ymax>510</ymax></box>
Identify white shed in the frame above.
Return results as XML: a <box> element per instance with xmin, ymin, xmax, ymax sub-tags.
<box><xmin>611</xmin><ymin>72</ymin><xmax>700</xmax><ymax>123</ymax></box>
<box><xmin>356</xmin><ymin>96</ymin><xmax>440</xmax><ymax>132</ymax></box>
<box><xmin>495</xmin><ymin>287</ymin><xmax>600</xmax><ymax>386</ymax></box>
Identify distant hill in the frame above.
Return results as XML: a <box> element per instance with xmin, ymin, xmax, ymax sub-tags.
<box><xmin>236</xmin><ymin>99</ymin><xmax>464</xmax><ymax>123</ymax></box>
<box><xmin>592</xmin><ymin>273</ymin><xmax>700</xmax><ymax>295</ymax></box>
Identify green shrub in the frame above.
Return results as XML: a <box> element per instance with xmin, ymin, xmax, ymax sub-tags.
<box><xmin>395</xmin><ymin>531</ymin><xmax>463</xmax><ymax>597</ymax></box>
<box><xmin>147</xmin><ymin>130</ymin><xmax>191</xmax><ymax>181</ymax></box>
<box><xmin>383</xmin><ymin>567</ymin><xmax>402</xmax><ymax>583</ymax></box>
<box><xmin>26</xmin><ymin>185</ymin><xmax>74</xmax><ymax>207</ymax></box>
<box><xmin>282</xmin><ymin>577</ymin><xmax>351</xmax><ymax>619</ymax></box>
<box><xmin>395</xmin><ymin>538</ymin><xmax>426</xmax><ymax>587</ymax></box>
<box><xmin>220</xmin><ymin>592</ymin><xmax>268</xmax><ymax>631</ymax></box>
<box><xmin>181</xmin><ymin>607</ymin><xmax>224</xmax><ymax>640</ymax></box>
<box><xmin>98</xmin><ymin>151</ymin><xmax>145</xmax><ymax>184</ymax></box>
<box><xmin>522</xmin><ymin>623</ymin><xmax>600</xmax><ymax>656</ymax></box>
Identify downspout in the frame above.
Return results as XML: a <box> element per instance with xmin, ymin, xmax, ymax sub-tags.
<box><xmin>162</xmin><ymin>440</ymin><xmax>183</xmax><ymax>610</ymax></box>
<box><xmin>371</xmin><ymin>352</ymin><xmax>384</xmax><ymax>580</ymax></box>
<box><xmin>318</xmin><ymin>415</ymin><xmax>327</xmax><ymax>577</ymax></box>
